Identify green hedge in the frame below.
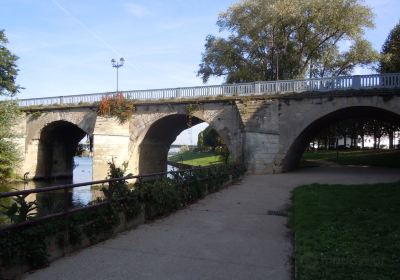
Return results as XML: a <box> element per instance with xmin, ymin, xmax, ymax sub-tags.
<box><xmin>137</xmin><ymin>164</ymin><xmax>245</xmax><ymax>219</ymax></box>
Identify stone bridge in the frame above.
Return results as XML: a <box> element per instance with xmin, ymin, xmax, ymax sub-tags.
<box><xmin>13</xmin><ymin>74</ymin><xmax>400</xmax><ymax>180</ymax></box>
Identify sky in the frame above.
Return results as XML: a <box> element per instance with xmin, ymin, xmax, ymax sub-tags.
<box><xmin>1</xmin><ymin>0</ymin><xmax>399</xmax><ymax>144</ymax></box>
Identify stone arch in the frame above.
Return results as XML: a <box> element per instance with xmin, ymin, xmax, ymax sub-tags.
<box><xmin>21</xmin><ymin>109</ymin><xmax>97</xmax><ymax>179</ymax></box>
<box><xmin>36</xmin><ymin>120</ymin><xmax>88</xmax><ymax>179</ymax></box>
<box><xmin>25</xmin><ymin>109</ymin><xmax>96</xmax><ymax>144</ymax></box>
<box><xmin>280</xmin><ymin>106</ymin><xmax>400</xmax><ymax>171</ymax></box>
<box><xmin>128</xmin><ymin>102</ymin><xmax>243</xmax><ymax>175</ymax></box>
<box><xmin>137</xmin><ymin>114</ymin><xmax>203</xmax><ymax>174</ymax></box>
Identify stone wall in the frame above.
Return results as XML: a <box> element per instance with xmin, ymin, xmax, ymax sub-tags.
<box><xmin>92</xmin><ymin>117</ymin><xmax>131</xmax><ymax>180</ymax></box>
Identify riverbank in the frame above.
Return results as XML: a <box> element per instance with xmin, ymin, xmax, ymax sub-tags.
<box><xmin>168</xmin><ymin>151</ymin><xmax>224</xmax><ymax>166</ymax></box>
<box><xmin>0</xmin><ymin>157</ymin><xmax>96</xmax><ymax>206</ymax></box>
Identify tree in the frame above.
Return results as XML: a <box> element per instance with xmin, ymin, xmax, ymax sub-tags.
<box><xmin>198</xmin><ymin>0</ymin><xmax>378</xmax><ymax>83</ymax></box>
<box><xmin>382</xmin><ymin>122</ymin><xmax>400</xmax><ymax>149</ymax></box>
<box><xmin>197</xmin><ymin>126</ymin><xmax>223</xmax><ymax>150</ymax></box>
<box><xmin>0</xmin><ymin>100</ymin><xmax>21</xmax><ymax>180</ymax></box>
<box><xmin>1</xmin><ymin>30</ymin><xmax>21</xmax><ymax>96</ymax></box>
<box><xmin>0</xmin><ymin>30</ymin><xmax>21</xmax><ymax>181</ymax></box>
<box><xmin>380</xmin><ymin>22</ymin><xmax>400</xmax><ymax>73</ymax></box>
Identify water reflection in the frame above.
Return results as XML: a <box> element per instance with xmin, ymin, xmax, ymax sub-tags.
<box><xmin>71</xmin><ymin>157</ymin><xmax>96</xmax><ymax>205</ymax></box>
<box><xmin>0</xmin><ymin>153</ymin><xmax>180</xmax><ymax>222</ymax></box>
<box><xmin>0</xmin><ymin>157</ymin><xmax>101</xmax><ymax>207</ymax></box>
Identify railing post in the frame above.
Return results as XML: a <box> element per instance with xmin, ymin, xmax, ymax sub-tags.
<box><xmin>276</xmin><ymin>81</ymin><xmax>281</xmax><ymax>93</ymax></box>
<box><xmin>222</xmin><ymin>85</ymin><xmax>227</xmax><ymax>96</ymax></box>
<box><xmin>176</xmin><ymin>88</ymin><xmax>181</xmax><ymax>98</ymax></box>
<box><xmin>60</xmin><ymin>96</ymin><xmax>64</xmax><ymax>104</ymax></box>
<box><xmin>255</xmin><ymin>82</ymin><xmax>261</xmax><ymax>94</ymax></box>
<box><xmin>352</xmin><ymin>75</ymin><xmax>361</xmax><ymax>90</ymax></box>
<box><xmin>63</xmin><ymin>188</ymin><xmax>70</xmax><ymax>214</ymax></box>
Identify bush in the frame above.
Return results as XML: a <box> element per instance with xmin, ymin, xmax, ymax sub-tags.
<box><xmin>0</xmin><ymin>163</ymin><xmax>246</xmax><ymax>277</ymax></box>
<box><xmin>98</xmin><ymin>93</ymin><xmax>135</xmax><ymax>124</ymax></box>
<box><xmin>0</xmin><ymin>101</ymin><xmax>21</xmax><ymax>181</ymax></box>
<box><xmin>136</xmin><ymin>164</ymin><xmax>246</xmax><ymax>219</ymax></box>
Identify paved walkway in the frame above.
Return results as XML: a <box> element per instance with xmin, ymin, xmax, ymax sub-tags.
<box><xmin>25</xmin><ymin>167</ymin><xmax>400</xmax><ymax>280</ymax></box>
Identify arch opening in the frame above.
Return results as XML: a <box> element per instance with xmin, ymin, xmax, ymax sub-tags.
<box><xmin>282</xmin><ymin>106</ymin><xmax>400</xmax><ymax>172</ymax></box>
<box><xmin>138</xmin><ymin>114</ymin><xmax>231</xmax><ymax>175</ymax></box>
<box><xmin>36</xmin><ymin>120</ymin><xmax>90</xmax><ymax>179</ymax></box>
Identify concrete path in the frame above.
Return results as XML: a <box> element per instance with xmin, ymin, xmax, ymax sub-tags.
<box><xmin>25</xmin><ymin>167</ymin><xmax>400</xmax><ymax>280</ymax></box>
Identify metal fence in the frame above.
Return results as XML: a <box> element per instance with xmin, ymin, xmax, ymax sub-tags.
<box><xmin>17</xmin><ymin>73</ymin><xmax>400</xmax><ymax>107</ymax></box>
<box><xmin>0</xmin><ymin>167</ymin><xmax>211</xmax><ymax>232</ymax></box>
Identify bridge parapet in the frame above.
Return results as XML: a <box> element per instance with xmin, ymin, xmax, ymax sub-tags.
<box><xmin>17</xmin><ymin>73</ymin><xmax>400</xmax><ymax>107</ymax></box>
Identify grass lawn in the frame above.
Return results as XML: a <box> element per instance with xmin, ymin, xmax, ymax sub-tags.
<box><xmin>302</xmin><ymin>149</ymin><xmax>400</xmax><ymax>168</ymax></box>
<box><xmin>168</xmin><ymin>151</ymin><xmax>225</xmax><ymax>166</ymax></box>
<box><xmin>290</xmin><ymin>182</ymin><xmax>400</xmax><ymax>279</ymax></box>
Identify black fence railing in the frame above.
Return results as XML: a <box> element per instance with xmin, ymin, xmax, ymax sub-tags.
<box><xmin>0</xmin><ymin>167</ymin><xmax>215</xmax><ymax>233</ymax></box>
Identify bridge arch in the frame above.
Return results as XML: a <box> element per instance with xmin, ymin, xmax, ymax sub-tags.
<box><xmin>21</xmin><ymin>109</ymin><xmax>97</xmax><ymax>179</ymax></box>
<box><xmin>280</xmin><ymin>106</ymin><xmax>400</xmax><ymax>171</ymax></box>
<box><xmin>36</xmin><ymin>120</ymin><xmax>89</xmax><ymax>179</ymax></box>
<box><xmin>128</xmin><ymin>103</ymin><xmax>243</xmax><ymax>175</ymax></box>
<box><xmin>138</xmin><ymin>114</ymin><xmax>203</xmax><ymax>174</ymax></box>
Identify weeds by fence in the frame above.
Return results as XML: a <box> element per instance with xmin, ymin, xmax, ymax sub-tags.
<box><xmin>0</xmin><ymin>163</ymin><xmax>245</xmax><ymax>278</ymax></box>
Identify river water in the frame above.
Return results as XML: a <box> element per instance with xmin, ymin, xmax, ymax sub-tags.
<box><xmin>0</xmin><ymin>151</ymin><xmax>180</xmax><ymax>207</ymax></box>
<box><xmin>0</xmin><ymin>157</ymin><xmax>101</xmax><ymax>207</ymax></box>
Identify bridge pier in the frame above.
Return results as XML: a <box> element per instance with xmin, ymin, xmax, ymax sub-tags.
<box><xmin>92</xmin><ymin>117</ymin><xmax>131</xmax><ymax>180</ymax></box>
<box><xmin>137</xmin><ymin>139</ymin><xmax>171</xmax><ymax>174</ymax></box>
<box><xmin>244</xmin><ymin>132</ymin><xmax>280</xmax><ymax>174</ymax></box>
<box><xmin>237</xmin><ymin>99</ymin><xmax>281</xmax><ymax>174</ymax></box>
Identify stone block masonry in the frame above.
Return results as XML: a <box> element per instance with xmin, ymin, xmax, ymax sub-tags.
<box><xmin>14</xmin><ymin>90</ymin><xmax>400</xmax><ymax>179</ymax></box>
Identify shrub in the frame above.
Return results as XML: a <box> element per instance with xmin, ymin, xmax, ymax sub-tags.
<box><xmin>0</xmin><ymin>162</ymin><xmax>246</xmax><ymax>277</ymax></box>
<box><xmin>98</xmin><ymin>93</ymin><xmax>135</xmax><ymax>123</ymax></box>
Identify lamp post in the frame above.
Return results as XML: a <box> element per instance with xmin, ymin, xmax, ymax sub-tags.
<box><xmin>111</xmin><ymin>57</ymin><xmax>125</xmax><ymax>93</ymax></box>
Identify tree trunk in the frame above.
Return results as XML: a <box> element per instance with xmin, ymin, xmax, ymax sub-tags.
<box><xmin>361</xmin><ymin>134</ymin><xmax>365</xmax><ymax>149</ymax></box>
<box><xmin>389</xmin><ymin>131</ymin><xmax>394</xmax><ymax>149</ymax></box>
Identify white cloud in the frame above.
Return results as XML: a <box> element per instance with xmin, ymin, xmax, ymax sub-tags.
<box><xmin>124</xmin><ymin>2</ymin><xmax>150</xmax><ymax>18</ymax></box>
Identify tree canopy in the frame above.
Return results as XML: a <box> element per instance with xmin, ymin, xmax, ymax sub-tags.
<box><xmin>311</xmin><ymin>118</ymin><xmax>400</xmax><ymax>150</ymax></box>
<box><xmin>0</xmin><ymin>29</ymin><xmax>20</xmax><ymax>96</ymax></box>
<box><xmin>380</xmin><ymin>21</ymin><xmax>400</xmax><ymax>73</ymax></box>
<box><xmin>198</xmin><ymin>0</ymin><xmax>378</xmax><ymax>83</ymax></box>
<box><xmin>0</xmin><ymin>30</ymin><xmax>21</xmax><ymax>181</ymax></box>
<box><xmin>197</xmin><ymin>126</ymin><xmax>223</xmax><ymax>149</ymax></box>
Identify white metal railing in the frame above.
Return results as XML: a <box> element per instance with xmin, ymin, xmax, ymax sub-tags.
<box><xmin>17</xmin><ymin>73</ymin><xmax>400</xmax><ymax>107</ymax></box>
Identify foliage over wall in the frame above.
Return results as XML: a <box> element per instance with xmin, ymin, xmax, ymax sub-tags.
<box><xmin>98</xmin><ymin>93</ymin><xmax>135</xmax><ymax>123</ymax></box>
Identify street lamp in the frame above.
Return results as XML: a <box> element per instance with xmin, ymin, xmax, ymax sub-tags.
<box><xmin>111</xmin><ymin>57</ymin><xmax>125</xmax><ymax>93</ymax></box>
